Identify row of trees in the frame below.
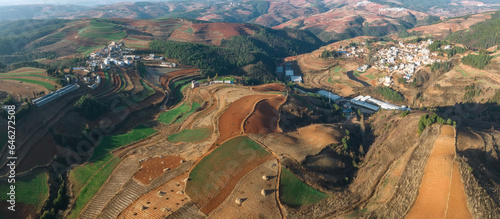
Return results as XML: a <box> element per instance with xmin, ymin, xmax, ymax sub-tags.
<box><xmin>418</xmin><ymin>113</ymin><xmax>455</xmax><ymax>134</ymax></box>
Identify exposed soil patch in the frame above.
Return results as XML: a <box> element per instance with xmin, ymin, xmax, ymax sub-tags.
<box><xmin>244</xmin><ymin>95</ymin><xmax>286</xmax><ymax>134</ymax></box>
<box><xmin>406</xmin><ymin>125</ymin><xmax>472</xmax><ymax>218</ymax></box>
<box><xmin>216</xmin><ymin>94</ymin><xmax>273</xmax><ymax>145</ymax></box>
<box><xmin>133</xmin><ymin>155</ymin><xmax>184</xmax><ymax>185</ymax></box>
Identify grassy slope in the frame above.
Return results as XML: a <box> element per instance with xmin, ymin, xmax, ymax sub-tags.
<box><xmin>167</xmin><ymin>128</ymin><xmax>212</xmax><ymax>143</ymax></box>
<box><xmin>0</xmin><ymin>170</ymin><xmax>49</xmax><ymax>210</ymax></box>
<box><xmin>90</xmin><ymin>125</ymin><xmax>157</xmax><ymax>161</ymax></box>
<box><xmin>157</xmin><ymin>102</ymin><xmax>190</xmax><ymax>124</ymax></box>
<box><xmin>280</xmin><ymin>168</ymin><xmax>328</xmax><ymax>207</ymax></box>
<box><xmin>68</xmin><ymin>154</ymin><xmax>121</xmax><ymax>219</ymax></box>
<box><xmin>174</xmin><ymin>102</ymin><xmax>200</xmax><ymax>124</ymax></box>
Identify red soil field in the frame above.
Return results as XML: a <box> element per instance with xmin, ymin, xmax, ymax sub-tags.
<box><xmin>199</xmin><ymin>156</ymin><xmax>273</xmax><ymax>215</ymax></box>
<box><xmin>216</xmin><ymin>95</ymin><xmax>272</xmax><ymax>145</ymax></box>
<box><xmin>191</xmin><ymin>23</ymin><xmax>255</xmax><ymax>38</ymax></box>
<box><xmin>244</xmin><ymin>95</ymin><xmax>286</xmax><ymax>134</ymax></box>
<box><xmin>406</xmin><ymin>125</ymin><xmax>472</xmax><ymax>219</ymax></box>
<box><xmin>250</xmin><ymin>83</ymin><xmax>285</xmax><ymax>92</ymax></box>
<box><xmin>133</xmin><ymin>155</ymin><xmax>184</xmax><ymax>185</ymax></box>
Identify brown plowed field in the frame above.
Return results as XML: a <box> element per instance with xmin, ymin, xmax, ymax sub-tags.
<box><xmin>244</xmin><ymin>95</ymin><xmax>286</xmax><ymax>134</ymax></box>
<box><xmin>216</xmin><ymin>94</ymin><xmax>273</xmax><ymax>144</ymax></box>
<box><xmin>208</xmin><ymin>159</ymin><xmax>281</xmax><ymax>219</ymax></box>
<box><xmin>250</xmin><ymin>83</ymin><xmax>285</xmax><ymax>92</ymax></box>
<box><xmin>133</xmin><ymin>155</ymin><xmax>184</xmax><ymax>185</ymax></box>
<box><xmin>199</xmin><ymin>156</ymin><xmax>273</xmax><ymax>215</ymax></box>
<box><xmin>406</xmin><ymin>125</ymin><xmax>472</xmax><ymax>219</ymax></box>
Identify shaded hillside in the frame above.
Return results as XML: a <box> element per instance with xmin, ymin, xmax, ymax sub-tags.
<box><xmin>149</xmin><ymin>25</ymin><xmax>323</xmax><ymax>81</ymax></box>
<box><xmin>446</xmin><ymin>10</ymin><xmax>500</xmax><ymax>49</ymax></box>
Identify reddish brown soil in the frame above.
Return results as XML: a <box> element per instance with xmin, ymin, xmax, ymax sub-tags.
<box><xmin>446</xmin><ymin>162</ymin><xmax>473</xmax><ymax>219</ymax></box>
<box><xmin>244</xmin><ymin>95</ymin><xmax>286</xmax><ymax>134</ymax></box>
<box><xmin>199</xmin><ymin>155</ymin><xmax>273</xmax><ymax>215</ymax></box>
<box><xmin>406</xmin><ymin>125</ymin><xmax>472</xmax><ymax>219</ymax></box>
<box><xmin>191</xmin><ymin>23</ymin><xmax>255</xmax><ymax>38</ymax></box>
<box><xmin>250</xmin><ymin>83</ymin><xmax>285</xmax><ymax>92</ymax></box>
<box><xmin>133</xmin><ymin>155</ymin><xmax>184</xmax><ymax>185</ymax></box>
<box><xmin>216</xmin><ymin>95</ymin><xmax>271</xmax><ymax>145</ymax></box>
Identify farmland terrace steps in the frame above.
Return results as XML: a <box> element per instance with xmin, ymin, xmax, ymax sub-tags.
<box><xmin>96</xmin><ymin>161</ymin><xmax>192</xmax><ymax>219</ymax></box>
<box><xmin>79</xmin><ymin>157</ymin><xmax>140</xmax><ymax>219</ymax></box>
<box><xmin>166</xmin><ymin>202</ymin><xmax>205</xmax><ymax>219</ymax></box>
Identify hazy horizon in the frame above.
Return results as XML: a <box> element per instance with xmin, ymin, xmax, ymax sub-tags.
<box><xmin>0</xmin><ymin>0</ymin><xmax>168</xmax><ymax>6</ymax></box>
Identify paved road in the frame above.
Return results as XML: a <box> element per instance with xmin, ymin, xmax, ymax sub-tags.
<box><xmin>346</xmin><ymin>71</ymin><xmax>370</xmax><ymax>87</ymax></box>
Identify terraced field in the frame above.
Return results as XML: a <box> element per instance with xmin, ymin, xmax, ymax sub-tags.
<box><xmin>79</xmin><ymin>19</ymin><xmax>127</xmax><ymax>41</ymax></box>
<box><xmin>0</xmin><ymin>169</ymin><xmax>49</xmax><ymax>211</ymax></box>
<box><xmin>68</xmin><ymin>154</ymin><xmax>123</xmax><ymax>219</ymax></box>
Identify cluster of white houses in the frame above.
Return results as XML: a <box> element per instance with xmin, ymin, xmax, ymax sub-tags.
<box><xmin>87</xmin><ymin>41</ymin><xmax>138</xmax><ymax>71</ymax></box>
<box><xmin>373</xmin><ymin>39</ymin><xmax>443</xmax><ymax>82</ymax></box>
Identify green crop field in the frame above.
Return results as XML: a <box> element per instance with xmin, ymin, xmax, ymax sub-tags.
<box><xmin>1</xmin><ymin>78</ymin><xmax>55</xmax><ymax>90</ymax></box>
<box><xmin>280</xmin><ymin>168</ymin><xmax>328</xmax><ymax>207</ymax></box>
<box><xmin>328</xmin><ymin>77</ymin><xmax>334</xmax><ymax>84</ymax></box>
<box><xmin>186</xmin><ymin>136</ymin><xmax>269</xmax><ymax>202</ymax></box>
<box><xmin>168</xmin><ymin>128</ymin><xmax>212</xmax><ymax>143</ymax></box>
<box><xmin>0</xmin><ymin>170</ymin><xmax>49</xmax><ymax>210</ymax></box>
<box><xmin>365</xmin><ymin>74</ymin><xmax>376</xmax><ymax>80</ymax></box>
<box><xmin>158</xmin><ymin>102</ymin><xmax>190</xmax><ymax>124</ymax></box>
<box><xmin>174</xmin><ymin>102</ymin><xmax>200</xmax><ymax>124</ymax></box>
<box><xmin>79</xmin><ymin>19</ymin><xmax>126</xmax><ymax>41</ymax></box>
<box><xmin>77</xmin><ymin>45</ymin><xmax>105</xmax><ymax>56</ymax></box>
<box><xmin>114</xmin><ymin>80</ymin><xmax>155</xmax><ymax>110</ymax></box>
<box><xmin>68</xmin><ymin>154</ymin><xmax>121</xmax><ymax>219</ymax></box>
<box><xmin>90</xmin><ymin>125</ymin><xmax>157</xmax><ymax>160</ymax></box>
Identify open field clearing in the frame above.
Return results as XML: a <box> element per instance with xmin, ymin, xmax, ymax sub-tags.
<box><xmin>0</xmin><ymin>169</ymin><xmax>49</xmax><ymax>210</ymax></box>
<box><xmin>406</xmin><ymin>125</ymin><xmax>472</xmax><ymax>219</ymax></box>
<box><xmin>90</xmin><ymin>125</ymin><xmax>157</xmax><ymax>161</ymax></box>
<box><xmin>186</xmin><ymin>136</ymin><xmax>271</xmax><ymax>214</ymax></box>
<box><xmin>208</xmin><ymin>159</ymin><xmax>281</xmax><ymax>219</ymax></box>
<box><xmin>279</xmin><ymin>168</ymin><xmax>328</xmax><ymax>207</ymax></box>
<box><xmin>168</xmin><ymin>128</ymin><xmax>212</xmax><ymax>143</ymax></box>
<box><xmin>68</xmin><ymin>154</ymin><xmax>122</xmax><ymax>219</ymax></box>
<box><xmin>0</xmin><ymin>78</ymin><xmax>55</xmax><ymax>90</ymax></box>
